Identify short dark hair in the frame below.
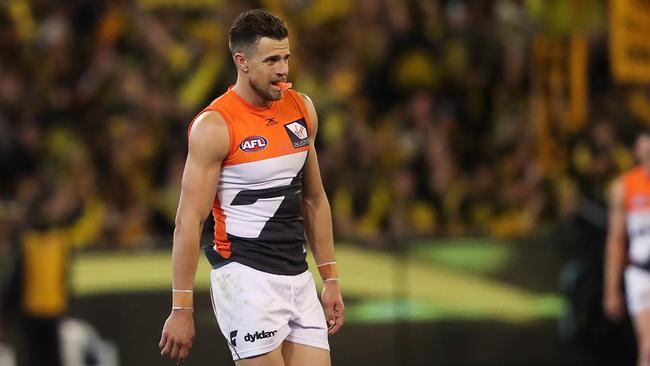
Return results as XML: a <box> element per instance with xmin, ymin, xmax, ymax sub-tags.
<box><xmin>228</xmin><ymin>9</ymin><xmax>288</xmax><ymax>54</ymax></box>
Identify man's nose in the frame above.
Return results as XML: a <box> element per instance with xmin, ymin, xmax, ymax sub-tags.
<box><xmin>276</xmin><ymin>60</ymin><xmax>288</xmax><ymax>76</ymax></box>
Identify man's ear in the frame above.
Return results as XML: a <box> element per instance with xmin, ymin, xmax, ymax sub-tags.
<box><xmin>234</xmin><ymin>52</ymin><xmax>248</xmax><ymax>73</ymax></box>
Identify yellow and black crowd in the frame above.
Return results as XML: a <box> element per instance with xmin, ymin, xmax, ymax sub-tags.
<box><xmin>1</xmin><ymin>0</ymin><xmax>646</xmax><ymax>253</ymax></box>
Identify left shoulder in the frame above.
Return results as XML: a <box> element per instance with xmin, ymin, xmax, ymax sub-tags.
<box><xmin>286</xmin><ymin>90</ymin><xmax>315</xmax><ymax>111</ymax></box>
<box><xmin>296</xmin><ymin>91</ymin><xmax>315</xmax><ymax>110</ymax></box>
<box><xmin>287</xmin><ymin>90</ymin><xmax>318</xmax><ymax>133</ymax></box>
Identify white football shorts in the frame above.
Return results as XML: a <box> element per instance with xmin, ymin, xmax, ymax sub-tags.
<box><xmin>209</xmin><ymin>262</ymin><xmax>330</xmax><ymax>360</ymax></box>
<box><xmin>625</xmin><ymin>265</ymin><xmax>650</xmax><ymax>315</ymax></box>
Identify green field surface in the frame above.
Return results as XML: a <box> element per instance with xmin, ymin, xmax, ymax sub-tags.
<box><xmin>72</xmin><ymin>240</ymin><xmax>563</xmax><ymax>324</ymax></box>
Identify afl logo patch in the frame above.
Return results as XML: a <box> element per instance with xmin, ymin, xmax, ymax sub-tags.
<box><xmin>240</xmin><ymin>136</ymin><xmax>268</xmax><ymax>152</ymax></box>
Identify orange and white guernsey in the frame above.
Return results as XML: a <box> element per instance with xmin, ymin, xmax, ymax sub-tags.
<box><xmin>623</xmin><ymin>166</ymin><xmax>650</xmax><ymax>268</ymax></box>
<box><xmin>189</xmin><ymin>86</ymin><xmax>312</xmax><ymax>275</ymax></box>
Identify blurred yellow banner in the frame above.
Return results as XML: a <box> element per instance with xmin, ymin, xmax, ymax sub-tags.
<box><xmin>610</xmin><ymin>0</ymin><xmax>650</xmax><ymax>82</ymax></box>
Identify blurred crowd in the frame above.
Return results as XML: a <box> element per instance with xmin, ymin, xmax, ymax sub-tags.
<box><xmin>0</xmin><ymin>0</ymin><xmax>648</xmax><ymax>254</ymax></box>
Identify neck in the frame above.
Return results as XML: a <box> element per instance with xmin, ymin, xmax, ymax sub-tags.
<box><xmin>232</xmin><ymin>78</ymin><xmax>271</xmax><ymax>108</ymax></box>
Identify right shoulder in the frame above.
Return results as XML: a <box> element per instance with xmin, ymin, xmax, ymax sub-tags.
<box><xmin>610</xmin><ymin>177</ymin><xmax>624</xmax><ymax>194</ymax></box>
<box><xmin>621</xmin><ymin>166</ymin><xmax>642</xmax><ymax>180</ymax></box>
<box><xmin>188</xmin><ymin>110</ymin><xmax>230</xmax><ymax>161</ymax></box>
<box><xmin>609</xmin><ymin>176</ymin><xmax>625</xmax><ymax>207</ymax></box>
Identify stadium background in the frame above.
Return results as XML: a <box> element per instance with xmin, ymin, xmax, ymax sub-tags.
<box><xmin>1</xmin><ymin>0</ymin><xmax>650</xmax><ymax>365</ymax></box>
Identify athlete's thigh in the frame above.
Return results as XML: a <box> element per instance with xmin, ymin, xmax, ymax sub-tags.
<box><xmin>235</xmin><ymin>344</ymin><xmax>285</xmax><ymax>366</ymax></box>
<box><xmin>281</xmin><ymin>340</ymin><xmax>331</xmax><ymax>366</ymax></box>
<box><xmin>210</xmin><ymin>263</ymin><xmax>294</xmax><ymax>361</ymax></box>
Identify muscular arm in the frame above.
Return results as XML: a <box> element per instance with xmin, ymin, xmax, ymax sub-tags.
<box><xmin>299</xmin><ymin>93</ymin><xmax>344</xmax><ymax>334</ymax></box>
<box><xmin>160</xmin><ymin>111</ymin><xmax>229</xmax><ymax>362</ymax></box>
<box><xmin>300</xmin><ymin>101</ymin><xmax>335</xmax><ymax>269</ymax></box>
<box><xmin>604</xmin><ymin>178</ymin><xmax>627</xmax><ymax>321</ymax></box>
<box><xmin>171</xmin><ymin>112</ymin><xmax>228</xmax><ymax>298</ymax></box>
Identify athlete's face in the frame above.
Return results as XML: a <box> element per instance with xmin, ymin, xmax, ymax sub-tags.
<box><xmin>636</xmin><ymin>133</ymin><xmax>650</xmax><ymax>166</ymax></box>
<box><xmin>245</xmin><ymin>37</ymin><xmax>290</xmax><ymax>102</ymax></box>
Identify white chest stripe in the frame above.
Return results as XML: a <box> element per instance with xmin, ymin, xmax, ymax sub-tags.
<box><xmin>218</xmin><ymin>151</ymin><xmax>307</xmax><ymax>238</ymax></box>
<box><xmin>628</xmin><ymin>210</ymin><xmax>650</xmax><ymax>264</ymax></box>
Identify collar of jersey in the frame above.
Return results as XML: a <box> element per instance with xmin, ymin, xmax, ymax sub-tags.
<box><xmin>228</xmin><ymin>86</ymin><xmax>278</xmax><ymax>112</ymax></box>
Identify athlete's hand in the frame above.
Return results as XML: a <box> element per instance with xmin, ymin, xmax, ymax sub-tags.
<box><xmin>160</xmin><ymin>310</ymin><xmax>195</xmax><ymax>364</ymax></box>
<box><xmin>603</xmin><ymin>291</ymin><xmax>625</xmax><ymax>322</ymax></box>
<box><xmin>321</xmin><ymin>280</ymin><xmax>345</xmax><ymax>335</ymax></box>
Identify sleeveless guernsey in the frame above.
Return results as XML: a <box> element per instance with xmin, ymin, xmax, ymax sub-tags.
<box><xmin>623</xmin><ymin>166</ymin><xmax>650</xmax><ymax>269</ymax></box>
<box><xmin>188</xmin><ymin>87</ymin><xmax>312</xmax><ymax>275</ymax></box>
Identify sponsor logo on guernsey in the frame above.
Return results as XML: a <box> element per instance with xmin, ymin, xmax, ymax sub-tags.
<box><xmin>284</xmin><ymin>118</ymin><xmax>309</xmax><ymax>148</ymax></box>
<box><xmin>244</xmin><ymin>329</ymin><xmax>278</xmax><ymax>343</ymax></box>
<box><xmin>266</xmin><ymin>117</ymin><xmax>278</xmax><ymax>126</ymax></box>
<box><xmin>239</xmin><ymin>136</ymin><xmax>268</xmax><ymax>152</ymax></box>
<box><xmin>230</xmin><ymin>330</ymin><xmax>238</xmax><ymax>347</ymax></box>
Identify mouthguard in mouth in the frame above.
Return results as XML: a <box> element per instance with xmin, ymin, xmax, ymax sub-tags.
<box><xmin>274</xmin><ymin>81</ymin><xmax>292</xmax><ymax>90</ymax></box>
